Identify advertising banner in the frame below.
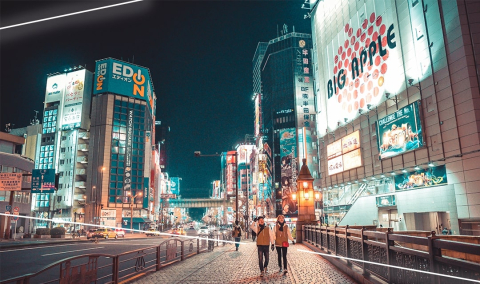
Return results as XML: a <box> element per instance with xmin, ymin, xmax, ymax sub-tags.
<box><xmin>342</xmin><ymin>131</ymin><xmax>360</xmax><ymax>154</ymax></box>
<box><xmin>238</xmin><ymin>145</ymin><xmax>254</xmax><ymax>165</ymax></box>
<box><xmin>61</xmin><ymin>70</ymin><xmax>86</xmax><ymax>130</ymax></box>
<box><xmin>0</xmin><ymin>173</ymin><xmax>23</xmax><ymax>191</ymax></box>
<box><xmin>213</xmin><ymin>180</ymin><xmax>220</xmax><ymax>198</ymax></box>
<box><xmin>313</xmin><ymin>1</ymin><xmax>406</xmax><ymax>133</ymax></box>
<box><xmin>327</xmin><ymin>155</ymin><xmax>344</xmax><ymax>176</ymax></box>
<box><xmin>376</xmin><ymin>101</ymin><xmax>423</xmax><ymax>159</ymax></box>
<box><xmin>280</xmin><ymin>128</ymin><xmax>298</xmax><ymax>216</ymax></box>
<box><xmin>94</xmin><ymin>58</ymin><xmax>154</xmax><ymax>115</ymax></box>
<box><xmin>226</xmin><ymin>151</ymin><xmax>237</xmax><ymax>196</ymax></box>
<box><xmin>31</xmin><ymin>169</ymin><xmax>56</xmax><ymax>193</ymax></box>
<box><xmin>395</xmin><ymin>165</ymin><xmax>447</xmax><ymax>191</ymax></box>
<box><xmin>45</xmin><ymin>74</ymin><xmax>66</xmax><ymax>103</ymax></box>
<box><xmin>170</xmin><ymin>177</ymin><xmax>180</xmax><ymax>195</ymax></box>
<box><xmin>124</xmin><ymin>109</ymin><xmax>134</xmax><ymax>192</ymax></box>
<box><xmin>327</xmin><ymin>140</ymin><xmax>342</xmax><ymax>160</ymax></box>
<box><xmin>298</xmin><ymin>128</ymin><xmax>314</xmax><ymax>175</ymax></box>
<box><xmin>101</xmin><ymin>209</ymin><xmax>116</xmax><ymax>227</ymax></box>
<box><xmin>343</xmin><ymin>149</ymin><xmax>363</xmax><ymax>171</ymax></box>
<box><xmin>376</xmin><ymin>195</ymin><xmax>396</xmax><ymax>207</ymax></box>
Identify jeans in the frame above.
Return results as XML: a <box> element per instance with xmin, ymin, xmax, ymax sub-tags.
<box><xmin>257</xmin><ymin>245</ymin><xmax>270</xmax><ymax>272</ymax></box>
<box><xmin>276</xmin><ymin>246</ymin><xmax>288</xmax><ymax>269</ymax></box>
<box><xmin>235</xmin><ymin>237</ymin><xmax>241</xmax><ymax>248</ymax></box>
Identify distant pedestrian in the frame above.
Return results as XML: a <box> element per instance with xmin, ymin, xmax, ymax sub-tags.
<box><xmin>273</xmin><ymin>215</ymin><xmax>295</xmax><ymax>274</ymax></box>
<box><xmin>442</xmin><ymin>228</ymin><xmax>448</xmax><ymax>235</ymax></box>
<box><xmin>250</xmin><ymin>216</ymin><xmax>275</xmax><ymax>277</ymax></box>
<box><xmin>232</xmin><ymin>221</ymin><xmax>242</xmax><ymax>251</ymax></box>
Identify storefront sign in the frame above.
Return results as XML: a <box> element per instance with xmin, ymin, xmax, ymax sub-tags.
<box><xmin>327</xmin><ymin>155</ymin><xmax>344</xmax><ymax>175</ymax></box>
<box><xmin>0</xmin><ymin>173</ymin><xmax>23</xmax><ymax>191</ymax></box>
<box><xmin>327</xmin><ymin>130</ymin><xmax>362</xmax><ymax>175</ymax></box>
<box><xmin>376</xmin><ymin>195</ymin><xmax>396</xmax><ymax>207</ymax></box>
<box><xmin>395</xmin><ymin>165</ymin><xmax>447</xmax><ymax>191</ymax></box>
<box><xmin>327</xmin><ymin>140</ymin><xmax>342</xmax><ymax>160</ymax></box>
<box><xmin>343</xmin><ymin>149</ymin><xmax>362</xmax><ymax>171</ymax></box>
<box><xmin>376</xmin><ymin>101</ymin><xmax>423</xmax><ymax>159</ymax></box>
<box><xmin>124</xmin><ymin>109</ymin><xmax>134</xmax><ymax>192</ymax></box>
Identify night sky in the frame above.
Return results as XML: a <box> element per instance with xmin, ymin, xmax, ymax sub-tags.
<box><xmin>0</xmin><ymin>1</ymin><xmax>310</xmax><ymax>204</ymax></box>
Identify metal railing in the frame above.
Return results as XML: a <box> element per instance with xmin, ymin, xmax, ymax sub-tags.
<box><xmin>303</xmin><ymin>225</ymin><xmax>480</xmax><ymax>284</ymax></box>
<box><xmin>0</xmin><ymin>233</ymin><xmax>231</xmax><ymax>284</ymax></box>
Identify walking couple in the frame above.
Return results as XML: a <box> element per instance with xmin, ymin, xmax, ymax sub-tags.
<box><xmin>250</xmin><ymin>215</ymin><xmax>295</xmax><ymax>277</ymax></box>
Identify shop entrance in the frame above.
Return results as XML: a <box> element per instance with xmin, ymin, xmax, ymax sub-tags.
<box><xmin>404</xmin><ymin>212</ymin><xmax>450</xmax><ymax>234</ymax></box>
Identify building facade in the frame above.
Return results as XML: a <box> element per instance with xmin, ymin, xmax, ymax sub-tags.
<box><xmin>86</xmin><ymin>58</ymin><xmax>156</xmax><ymax>231</ymax></box>
<box><xmin>310</xmin><ymin>0</ymin><xmax>480</xmax><ymax>235</ymax></box>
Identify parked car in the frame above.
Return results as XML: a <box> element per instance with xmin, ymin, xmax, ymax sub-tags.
<box><xmin>115</xmin><ymin>228</ymin><xmax>125</xmax><ymax>238</ymax></box>
<box><xmin>91</xmin><ymin>228</ymin><xmax>118</xmax><ymax>239</ymax></box>
<box><xmin>86</xmin><ymin>229</ymin><xmax>97</xmax><ymax>239</ymax></box>
<box><xmin>198</xmin><ymin>226</ymin><xmax>209</xmax><ymax>235</ymax></box>
<box><xmin>146</xmin><ymin>228</ymin><xmax>161</xmax><ymax>236</ymax></box>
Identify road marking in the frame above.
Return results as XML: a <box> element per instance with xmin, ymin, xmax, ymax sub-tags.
<box><xmin>0</xmin><ymin>244</ymin><xmax>77</xmax><ymax>253</ymax></box>
<box><xmin>42</xmin><ymin>247</ymin><xmax>104</xmax><ymax>256</ymax></box>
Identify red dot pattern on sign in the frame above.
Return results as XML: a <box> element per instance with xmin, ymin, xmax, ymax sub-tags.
<box><xmin>330</xmin><ymin>13</ymin><xmax>390</xmax><ymax>115</ymax></box>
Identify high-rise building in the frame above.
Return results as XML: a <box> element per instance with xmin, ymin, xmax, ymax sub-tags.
<box><xmin>255</xmin><ymin>26</ymin><xmax>318</xmax><ymax>218</ymax></box>
<box><xmin>310</xmin><ymin>0</ymin><xmax>480</xmax><ymax>234</ymax></box>
<box><xmin>87</xmin><ymin>58</ymin><xmax>156</xmax><ymax>231</ymax></box>
<box><xmin>31</xmin><ymin>68</ymin><xmax>93</xmax><ymax>230</ymax></box>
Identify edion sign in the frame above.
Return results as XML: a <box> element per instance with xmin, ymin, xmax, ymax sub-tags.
<box><xmin>94</xmin><ymin>58</ymin><xmax>153</xmax><ymax>114</ymax></box>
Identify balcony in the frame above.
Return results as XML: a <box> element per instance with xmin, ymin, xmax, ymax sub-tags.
<box><xmin>75</xmin><ymin>181</ymin><xmax>86</xmax><ymax>188</ymax></box>
<box><xmin>77</xmin><ymin>156</ymin><xmax>88</xmax><ymax>164</ymax></box>
<box><xmin>76</xmin><ymin>169</ymin><xmax>86</xmax><ymax>175</ymax></box>
<box><xmin>78</xmin><ymin>132</ymin><xmax>89</xmax><ymax>140</ymax></box>
<box><xmin>77</xmin><ymin>144</ymin><xmax>88</xmax><ymax>151</ymax></box>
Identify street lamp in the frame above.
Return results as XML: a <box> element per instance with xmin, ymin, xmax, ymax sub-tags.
<box><xmin>296</xmin><ymin>158</ymin><xmax>315</xmax><ymax>244</ymax></box>
<box><xmin>126</xmin><ymin>191</ymin><xmax>143</xmax><ymax>234</ymax></box>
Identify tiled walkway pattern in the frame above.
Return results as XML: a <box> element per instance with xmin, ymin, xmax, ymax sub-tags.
<box><xmin>134</xmin><ymin>240</ymin><xmax>357</xmax><ymax>284</ymax></box>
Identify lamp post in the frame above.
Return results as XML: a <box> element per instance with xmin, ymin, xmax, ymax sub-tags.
<box><xmin>126</xmin><ymin>191</ymin><xmax>143</xmax><ymax>234</ymax></box>
<box><xmin>296</xmin><ymin>158</ymin><xmax>315</xmax><ymax>243</ymax></box>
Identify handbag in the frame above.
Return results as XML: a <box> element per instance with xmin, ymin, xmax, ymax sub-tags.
<box><xmin>282</xmin><ymin>241</ymin><xmax>289</xmax><ymax>247</ymax></box>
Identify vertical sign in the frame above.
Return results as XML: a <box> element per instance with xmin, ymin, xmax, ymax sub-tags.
<box><xmin>280</xmin><ymin>128</ymin><xmax>298</xmax><ymax>216</ymax></box>
<box><xmin>226</xmin><ymin>151</ymin><xmax>237</xmax><ymax>196</ymax></box>
<box><xmin>170</xmin><ymin>177</ymin><xmax>180</xmax><ymax>195</ymax></box>
<box><xmin>61</xmin><ymin>70</ymin><xmax>86</xmax><ymax>130</ymax></box>
<box><xmin>124</xmin><ymin>109</ymin><xmax>134</xmax><ymax>192</ymax></box>
<box><xmin>143</xmin><ymin>177</ymin><xmax>149</xmax><ymax>208</ymax></box>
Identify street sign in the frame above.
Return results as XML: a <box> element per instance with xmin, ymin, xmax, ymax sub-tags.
<box><xmin>31</xmin><ymin>169</ymin><xmax>55</xmax><ymax>193</ymax></box>
<box><xmin>12</xmin><ymin>212</ymin><xmax>19</xmax><ymax>221</ymax></box>
<box><xmin>13</xmin><ymin>207</ymin><xmax>19</xmax><ymax>213</ymax></box>
<box><xmin>0</xmin><ymin>173</ymin><xmax>23</xmax><ymax>191</ymax></box>
<box><xmin>6</xmin><ymin>205</ymin><xmax>11</xmax><ymax>212</ymax></box>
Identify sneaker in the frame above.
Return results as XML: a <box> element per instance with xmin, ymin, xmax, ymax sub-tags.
<box><xmin>279</xmin><ymin>268</ymin><xmax>283</xmax><ymax>273</ymax></box>
<box><xmin>284</xmin><ymin>269</ymin><xmax>288</xmax><ymax>274</ymax></box>
<box><xmin>260</xmin><ymin>271</ymin><xmax>264</xmax><ymax>277</ymax></box>
<box><xmin>264</xmin><ymin>267</ymin><xmax>268</xmax><ymax>274</ymax></box>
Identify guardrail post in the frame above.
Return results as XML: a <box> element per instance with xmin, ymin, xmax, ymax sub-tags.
<box><xmin>345</xmin><ymin>225</ymin><xmax>351</xmax><ymax>267</ymax></box>
<box><xmin>361</xmin><ymin>227</ymin><xmax>368</xmax><ymax>276</ymax></box>
<box><xmin>385</xmin><ymin>228</ymin><xmax>393</xmax><ymax>282</ymax></box>
<box><xmin>197</xmin><ymin>238</ymin><xmax>200</xmax><ymax>254</ymax></box>
<box><xmin>181</xmin><ymin>241</ymin><xmax>185</xmax><ymax>261</ymax></box>
<box><xmin>334</xmin><ymin>224</ymin><xmax>337</xmax><ymax>256</ymax></box>
<box><xmin>112</xmin><ymin>255</ymin><xmax>119</xmax><ymax>284</ymax></box>
<box><xmin>325</xmin><ymin>226</ymin><xmax>329</xmax><ymax>253</ymax></box>
<box><xmin>156</xmin><ymin>245</ymin><xmax>161</xmax><ymax>271</ymax></box>
<box><xmin>427</xmin><ymin>231</ymin><xmax>440</xmax><ymax>284</ymax></box>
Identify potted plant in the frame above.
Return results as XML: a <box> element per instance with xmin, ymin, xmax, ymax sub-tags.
<box><xmin>35</xmin><ymin>228</ymin><xmax>51</xmax><ymax>238</ymax></box>
<box><xmin>51</xmin><ymin>227</ymin><xmax>66</xmax><ymax>238</ymax></box>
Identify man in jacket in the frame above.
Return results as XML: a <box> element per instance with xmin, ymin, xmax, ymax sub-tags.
<box><xmin>232</xmin><ymin>220</ymin><xmax>242</xmax><ymax>251</ymax></box>
<box><xmin>250</xmin><ymin>216</ymin><xmax>275</xmax><ymax>277</ymax></box>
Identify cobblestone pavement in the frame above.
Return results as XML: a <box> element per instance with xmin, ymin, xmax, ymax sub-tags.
<box><xmin>134</xmin><ymin>240</ymin><xmax>357</xmax><ymax>284</ymax></box>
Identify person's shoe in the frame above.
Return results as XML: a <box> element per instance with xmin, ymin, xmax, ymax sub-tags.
<box><xmin>283</xmin><ymin>269</ymin><xmax>288</xmax><ymax>274</ymax></box>
<box><xmin>236</xmin><ymin>247</ymin><xmax>238</xmax><ymax>251</ymax></box>
<box><xmin>264</xmin><ymin>267</ymin><xmax>268</xmax><ymax>274</ymax></box>
<box><xmin>279</xmin><ymin>268</ymin><xmax>283</xmax><ymax>273</ymax></box>
<box><xmin>260</xmin><ymin>271</ymin><xmax>264</xmax><ymax>277</ymax></box>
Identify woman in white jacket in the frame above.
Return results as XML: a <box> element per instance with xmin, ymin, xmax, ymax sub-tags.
<box><xmin>273</xmin><ymin>215</ymin><xmax>295</xmax><ymax>274</ymax></box>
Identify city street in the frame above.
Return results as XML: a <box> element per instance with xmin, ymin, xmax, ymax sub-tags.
<box><xmin>0</xmin><ymin>236</ymin><xmax>171</xmax><ymax>281</ymax></box>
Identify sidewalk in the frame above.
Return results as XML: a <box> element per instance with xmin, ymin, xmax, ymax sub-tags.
<box><xmin>134</xmin><ymin>240</ymin><xmax>357</xmax><ymax>284</ymax></box>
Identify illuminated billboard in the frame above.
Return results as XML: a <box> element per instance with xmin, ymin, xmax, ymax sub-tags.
<box><xmin>280</xmin><ymin>128</ymin><xmax>298</xmax><ymax>216</ymax></box>
<box><xmin>376</xmin><ymin>101</ymin><xmax>423</xmax><ymax>159</ymax></box>
<box><xmin>395</xmin><ymin>165</ymin><xmax>447</xmax><ymax>191</ymax></box>
<box><xmin>94</xmin><ymin>58</ymin><xmax>154</xmax><ymax>115</ymax></box>
<box><xmin>45</xmin><ymin>74</ymin><xmax>66</xmax><ymax>103</ymax></box>
<box><xmin>61</xmin><ymin>70</ymin><xmax>86</xmax><ymax>130</ymax></box>
<box><xmin>226</xmin><ymin>151</ymin><xmax>237</xmax><ymax>196</ymax></box>
<box><xmin>327</xmin><ymin>130</ymin><xmax>362</xmax><ymax>175</ymax></box>
<box><xmin>238</xmin><ymin>145</ymin><xmax>255</xmax><ymax>165</ymax></box>
<box><xmin>170</xmin><ymin>177</ymin><xmax>180</xmax><ymax>195</ymax></box>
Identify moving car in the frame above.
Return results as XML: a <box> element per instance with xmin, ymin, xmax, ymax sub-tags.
<box><xmin>92</xmin><ymin>228</ymin><xmax>117</xmax><ymax>239</ymax></box>
<box><xmin>115</xmin><ymin>228</ymin><xmax>125</xmax><ymax>238</ymax></box>
<box><xmin>171</xmin><ymin>228</ymin><xmax>186</xmax><ymax>236</ymax></box>
<box><xmin>146</xmin><ymin>228</ymin><xmax>161</xmax><ymax>236</ymax></box>
<box><xmin>86</xmin><ymin>229</ymin><xmax>97</xmax><ymax>239</ymax></box>
<box><xmin>185</xmin><ymin>227</ymin><xmax>198</xmax><ymax>236</ymax></box>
